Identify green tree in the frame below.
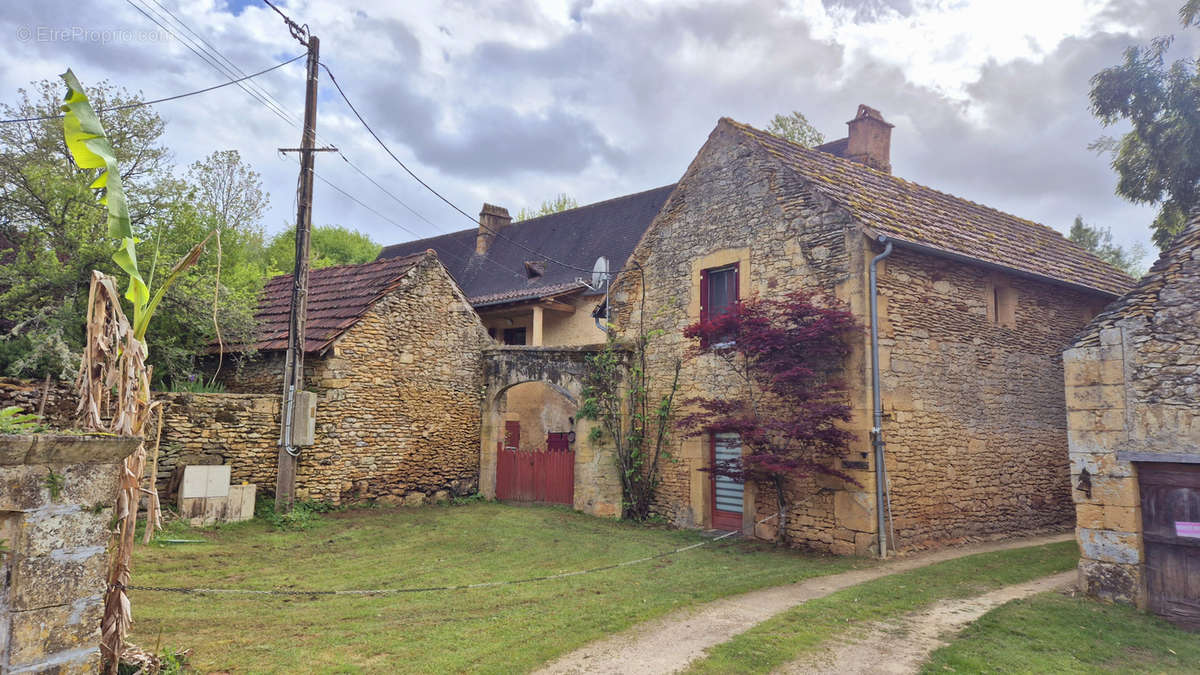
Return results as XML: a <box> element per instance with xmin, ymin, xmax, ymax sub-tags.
<box><xmin>766</xmin><ymin>111</ymin><xmax>825</xmax><ymax>148</ymax></box>
<box><xmin>515</xmin><ymin>193</ymin><xmax>578</xmax><ymax>221</ymax></box>
<box><xmin>1068</xmin><ymin>216</ymin><xmax>1146</xmax><ymax>278</ymax></box>
<box><xmin>1089</xmin><ymin>3</ymin><xmax>1200</xmax><ymax>249</ymax></box>
<box><xmin>265</xmin><ymin>225</ymin><xmax>382</xmax><ymax>272</ymax></box>
<box><xmin>0</xmin><ymin>80</ymin><xmax>268</xmax><ymax>384</ymax></box>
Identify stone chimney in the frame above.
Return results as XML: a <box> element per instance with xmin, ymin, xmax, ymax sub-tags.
<box><xmin>844</xmin><ymin>104</ymin><xmax>894</xmax><ymax>173</ymax></box>
<box><xmin>475</xmin><ymin>203</ymin><xmax>512</xmax><ymax>256</ymax></box>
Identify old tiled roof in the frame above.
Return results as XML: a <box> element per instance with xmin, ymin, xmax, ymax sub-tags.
<box><xmin>248</xmin><ymin>252</ymin><xmax>428</xmax><ymax>354</ymax></box>
<box><xmin>725</xmin><ymin>119</ymin><xmax>1135</xmax><ymax>296</ymax></box>
<box><xmin>1072</xmin><ymin>216</ymin><xmax>1200</xmax><ymax>347</ymax></box>
<box><xmin>376</xmin><ymin>185</ymin><xmax>675</xmax><ymax>306</ymax></box>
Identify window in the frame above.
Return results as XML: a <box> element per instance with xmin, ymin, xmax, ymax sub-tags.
<box><xmin>700</xmin><ymin>263</ymin><xmax>739</xmax><ymax>324</ymax></box>
<box><xmin>502</xmin><ymin>327</ymin><xmax>527</xmax><ymax>345</ymax></box>
<box><xmin>987</xmin><ymin>281</ymin><xmax>1017</xmax><ymax>328</ymax></box>
<box><xmin>700</xmin><ymin>263</ymin><xmax>739</xmax><ymax>345</ymax></box>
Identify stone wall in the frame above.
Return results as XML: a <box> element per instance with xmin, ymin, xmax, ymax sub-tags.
<box><xmin>876</xmin><ymin>247</ymin><xmax>1106</xmax><ymax>548</ymax></box>
<box><xmin>1065</xmin><ymin>224</ymin><xmax>1200</xmax><ymax>606</ymax></box>
<box><xmin>174</xmin><ymin>255</ymin><xmax>491</xmax><ymax>504</ymax></box>
<box><xmin>1</xmin><ymin>434</ymin><xmax>138</xmax><ymax>674</ymax></box>
<box><xmin>0</xmin><ymin>377</ymin><xmax>76</xmax><ymax>430</ymax></box>
<box><xmin>608</xmin><ymin>120</ymin><xmax>877</xmax><ymax>553</ymax></box>
<box><xmin>608</xmin><ymin>119</ymin><xmax>1111</xmax><ymax>554</ymax></box>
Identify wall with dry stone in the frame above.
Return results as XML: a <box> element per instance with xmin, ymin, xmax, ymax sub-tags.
<box><xmin>1066</xmin><ymin>226</ymin><xmax>1200</xmax><ymax>607</ymax></box>
<box><xmin>609</xmin><ymin>120</ymin><xmax>1112</xmax><ymax>554</ymax></box>
<box><xmin>876</xmin><ymin>247</ymin><xmax>1106</xmax><ymax>548</ymax></box>
<box><xmin>1</xmin><ymin>434</ymin><xmax>137</xmax><ymax>674</ymax></box>
<box><xmin>608</xmin><ymin>121</ymin><xmax>877</xmax><ymax>553</ymax></box>
<box><xmin>167</xmin><ymin>256</ymin><xmax>490</xmax><ymax>505</ymax></box>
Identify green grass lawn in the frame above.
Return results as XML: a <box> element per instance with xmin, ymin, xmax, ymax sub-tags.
<box><xmin>922</xmin><ymin>592</ymin><xmax>1200</xmax><ymax>673</ymax></box>
<box><xmin>685</xmin><ymin>541</ymin><xmax>1079</xmax><ymax>674</ymax></box>
<box><xmin>128</xmin><ymin>502</ymin><xmax>862</xmax><ymax>673</ymax></box>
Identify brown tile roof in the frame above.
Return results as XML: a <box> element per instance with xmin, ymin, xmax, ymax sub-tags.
<box><xmin>469</xmin><ymin>281</ymin><xmax>585</xmax><ymax>307</ymax></box>
<box><xmin>1072</xmin><ymin>216</ymin><xmax>1200</xmax><ymax>348</ymax></box>
<box><xmin>247</xmin><ymin>251</ymin><xmax>429</xmax><ymax>354</ymax></box>
<box><xmin>724</xmin><ymin>118</ymin><xmax>1135</xmax><ymax>297</ymax></box>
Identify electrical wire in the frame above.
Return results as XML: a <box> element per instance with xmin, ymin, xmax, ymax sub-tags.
<box><xmin>318</xmin><ymin>62</ymin><xmax>609</xmax><ymax>276</ymax></box>
<box><xmin>124</xmin><ymin>0</ymin><xmax>296</xmax><ymax>126</ymax></box>
<box><xmin>0</xmin><ymin>54</ymin><xmax>304</xmax><ymax>124</ymax></box>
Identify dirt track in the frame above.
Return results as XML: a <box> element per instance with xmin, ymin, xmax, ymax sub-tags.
<box><xmin>534</xmin><ymin>533</ymin><xmax>1072</xmax><ymax>675</ymax></box>
<box><xmin>775</xmin><ymin>570</ymin><xmax>1075</xmax><ymax>674</ymax></box>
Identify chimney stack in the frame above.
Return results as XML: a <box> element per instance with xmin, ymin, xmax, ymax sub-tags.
<box><xmin>476</xmin><ymin>203</ymin><xmax>512</xmax><ymax>256</ymax></box>
<box><xmin>845</xmin><ymin>104</ymin><xmax>893</xmax><ymax>173</ymax></box>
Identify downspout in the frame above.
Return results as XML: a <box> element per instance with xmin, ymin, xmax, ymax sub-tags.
<box><xmin>869</xmin><ymin>235</ymin><xmax>894</xmax><ymax>559</ymax></box>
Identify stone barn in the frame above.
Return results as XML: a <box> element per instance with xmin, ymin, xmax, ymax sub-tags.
<box><xmin>607</xmin><ymin>107</ymin><xmax>1134</xmax><ymax>554</ymax></box>
<box><xmin>177</xmin><ymin>250</ymin><xmax>491</xmax><ymax>504</ymax></box>
<box><xmin>1065</xmin><ymin>218</ymin><xmax>1200</xmax><ymax>629</ymax></box>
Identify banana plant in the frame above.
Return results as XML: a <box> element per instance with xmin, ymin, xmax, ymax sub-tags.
<box><xmin>59</xmin><ymin>69</ymin><xmax>209</xmax><ymax>342</ymax></box>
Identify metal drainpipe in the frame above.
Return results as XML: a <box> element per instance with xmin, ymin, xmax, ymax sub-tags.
<box><xmin>869</xmin><ymin>235</ymin><xmax>894</xmax><ymax>559</ymax></box>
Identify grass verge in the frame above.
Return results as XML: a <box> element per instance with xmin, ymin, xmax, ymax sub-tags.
<box><xmin>685</xmin><ymin>540</ymin><xmax>1078</xmax><ymax>674</ymax></box>
<box><xmin>921</xmin><ymin>591</ymin><xmax>1200</xmax><ymax>673</ymax></box>
<box><xmin>128</xmin><ymin>502</ymin><xmax>863</xmax><ymax>673</ymax></box>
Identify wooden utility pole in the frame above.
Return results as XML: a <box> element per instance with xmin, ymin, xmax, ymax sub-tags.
<box><xmin>276</xmin><ymin>34</ymin><xmax>327</xmax><ymax>512</ymax></box>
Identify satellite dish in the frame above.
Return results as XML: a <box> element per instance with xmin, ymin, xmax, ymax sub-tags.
<box><xmin>591</xmin><ymin>256</ymin><xmax>610</xmax><ymax>288</ymax></box>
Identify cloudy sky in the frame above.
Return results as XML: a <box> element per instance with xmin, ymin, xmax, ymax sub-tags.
<box><xmin>2</xmin><ymin>0</ymin><xmax>1191</xmax><ymax>260</ymax></box>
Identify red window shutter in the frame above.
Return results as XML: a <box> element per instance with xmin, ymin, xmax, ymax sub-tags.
<box><xmin>700</xmin><ymin>267</ymin><xmax>710</xmax><ymax>324</ymax></box>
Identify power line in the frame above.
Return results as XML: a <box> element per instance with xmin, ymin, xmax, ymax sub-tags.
<box><xmin>319</xmin><ymin>62</ymin><xmax>606</xmax><ymax>276</ymax></box>
<box><xmin>0</xmin><ymin>54</ymin><xmax>304</xmax><ymax>124</ymax></box>
<box><xmin>132</xmin><ymin>0</ymin><xmax>466</xmax><ymax>247</ymax></box>
<box><xmin>125</xmin><ymin>0</ymin><xmax>296</xmax><ymax>127</ymax></box>
<box><xmin>144</xmin><ymin>0</ymin><xmax>302</xmax><ymax>127</ymax></box>
<box><xmin>282</xmin><ymin>154</ymin><xmax>525</xmax><ymax>282</ymax></box>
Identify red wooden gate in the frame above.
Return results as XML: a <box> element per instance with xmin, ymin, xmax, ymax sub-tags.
<box><xmin>496</xmin><ymin>439</ymin><xmax>574</xmax><ymax>506</ymax></box>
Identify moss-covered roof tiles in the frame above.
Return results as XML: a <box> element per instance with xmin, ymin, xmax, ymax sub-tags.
<box><xmin>724</xmin><ymin>118</ymin><xmax>1135</xmax><ymax>297</ymax></box>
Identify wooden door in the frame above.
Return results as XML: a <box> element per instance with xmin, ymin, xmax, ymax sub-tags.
<box><xmin>711</xmin><ymin>432</ymin><xmax>745</xmax><ymax>531</ymax></box>
<box><xmin>504</xmin><ymin>421</ymin><xmax>520</xmax><ymax>450</ymax></box>
<box><xmin>1138</xmin><ymin>462</ymin><xmax>1200</xmax><ymax>630</ymax></box>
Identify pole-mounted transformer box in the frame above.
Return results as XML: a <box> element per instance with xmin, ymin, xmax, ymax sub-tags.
<box><xmin>291</xmin><ymin>390</ymin><xmax>317</xmax><ymax>446</ymax></box>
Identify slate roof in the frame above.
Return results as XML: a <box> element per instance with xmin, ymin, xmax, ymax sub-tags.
<box><xmin>725</xmin><ymin>118</ymin><xmax>1135</xmax><ymax>297</ymax></box>
<box><xmin>376</xmin><ymin>185</ymin><xmax>676</xmax><ymax>306</ymax></box>
<box><xmin>1072</xmin><ymin>216</ymin><xmax>1200</xmax><ymax>347</ymax></box>
<box><xmin>248</xmin><ymin>252</ymin><xmax>428</xmax><ymax>354</ymax></box>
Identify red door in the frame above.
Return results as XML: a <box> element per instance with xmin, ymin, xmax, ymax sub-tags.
<box><xmin>710</xmin><ymin>432</ymin><xmax>745</xmax><ymax>531</ymax></box>
<box><xmin>504</xmin><ymin>421</ymin><xmax>520</xmax><ymax>450</ymax></box>
<box><xmin>495</xmin><ymin>431</ymin><xmax>574</xmax><ymax>507</ymax></box>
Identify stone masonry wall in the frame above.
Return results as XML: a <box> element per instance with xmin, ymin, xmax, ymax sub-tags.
<box><xmin>1</xmin><ymin>435</ymin><xmax>138</xmax><ymax>674</ymax></box>
<box><xmin>169</xmin><ymin>256</ymin><xmax>491</xmax><ymax>504</ymax></box>
<box><xmin>608</xmin><ymin>121</ymin><xmax>876</xmax><ymax>553</ymax></box>
<box><xmin>876</xmin><ymin>247</ymin><xmax>1108</xmax><ymax>549</ymax></box>
<box><xmin>1066</xmin><ymin>228</ymin><xmax>1200</xmax><ymax>606</ymax></box>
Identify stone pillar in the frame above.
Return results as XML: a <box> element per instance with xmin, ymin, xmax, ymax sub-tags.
<box><xmin>1065</xmin><ymin>327</ymin><xmax>1142</xmax><ymax>606</ymax></box>
<box><xmin>1</xmin><ymin>434</ymin><xmax>138</xmax><ymax>674</ymax></box>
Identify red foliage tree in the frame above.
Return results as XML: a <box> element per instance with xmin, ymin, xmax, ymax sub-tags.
<box><xmin>679</xmin><ymin>291</ymin><xmax>860</xmax><ymax>542</ymax></box>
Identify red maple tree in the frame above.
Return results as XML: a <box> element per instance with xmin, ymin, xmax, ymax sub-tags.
<box><xmin>679</xmin><ymin>291</ymin><xmax>860</xmax><ymax>542</ymax></box>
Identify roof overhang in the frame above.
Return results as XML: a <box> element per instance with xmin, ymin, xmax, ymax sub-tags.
<box><xmin>865</xmin><ymin>230</ymin><xmax>1123</xmax><ymax>299</ymax></box>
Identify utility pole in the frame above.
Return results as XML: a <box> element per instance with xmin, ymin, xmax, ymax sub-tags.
<box><xmin>276</xmin><ymin>30</ymin><xmax>335</xmax><ymax>513</ymax></box>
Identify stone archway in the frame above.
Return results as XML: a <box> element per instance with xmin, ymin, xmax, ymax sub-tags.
<box><xmin>480</xmin><ymin>345</ymin><xmax>622</xmax><ymax>517</ymax></box>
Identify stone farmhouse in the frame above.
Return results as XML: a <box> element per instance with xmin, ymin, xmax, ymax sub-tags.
<box><xmin>375</xmin><ymin>189</ymin><xmax>670</xmax><ymax>517</ymax></box>
<box><xmin>1065</xmin><ymin>217</ymin><xmax>1200</xmax><ymax>629</ymax></box>
<box><xmin>171</xmin><ymin>249</ymin><xmax>490</xmax><ymax>504</ymax></box>
<box><xmin>605</xmin><ymin>106</ymin><xmax>1134</xmax><ymax>554</ymax></box>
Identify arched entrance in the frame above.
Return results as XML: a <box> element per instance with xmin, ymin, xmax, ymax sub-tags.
<box><xmin>480</xmin><ymin>346</ymin><xmax>623</xmax><ymax>517</ymax></box>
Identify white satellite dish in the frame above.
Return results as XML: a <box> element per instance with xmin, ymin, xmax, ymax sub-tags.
<box><xmin>591</xmin><ymin>256</ymin><xmax>610</xmax><ymax>288</ymax></box>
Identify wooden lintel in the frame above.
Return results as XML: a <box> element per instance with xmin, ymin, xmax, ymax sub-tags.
<box><xmin>538</xmin><ymin>299</ymin><xmax>576</xmax><ymax>314</ymax></box>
